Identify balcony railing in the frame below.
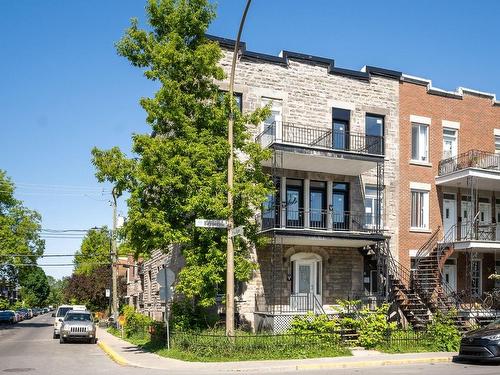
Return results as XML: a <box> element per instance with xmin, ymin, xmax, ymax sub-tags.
<box><xmin>255</xmin><ymin>292</ymin><xmax>324</xmax><ymax>314</ymax></box>
<box><xmin>260</xmin><ymin>206</ymin><xmax>381</xmax><ymax>233</ymax></box>
<box><xmin>453</xmin><ymin>221</ymin><xmax>498</xmax><ymax>242</ymax></box>
<box><xmin>438</xmin><ymin>149</ymin><xmax>500</xmax><ymax>176</ymax></box>
<box><xmin>255</xmin><ymin>121</ymin><xmax>384</xmax><ymax>156</ymax></box>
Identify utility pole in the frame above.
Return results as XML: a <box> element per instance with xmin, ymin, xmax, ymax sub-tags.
<box><xmin>226</xmin><ymin>0</ymin><xmax>252</xmax><ymax>338</ymax></box>
<box><xmin>111</xmin><ymin>187</ymin><xmax>119</xmax><ymax>320</ymax></box>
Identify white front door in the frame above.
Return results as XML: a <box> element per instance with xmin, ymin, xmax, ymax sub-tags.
<box><xmin>443</xmin><ymin>264</ymin><xmax>457</xmax><ymax>292</ymax></box>
<box><xmin>443</xmin><ymin>195</ymin><xmax>456</xmax><ymax>240</ymax></box>
<box><xmin>461</xmin><ymin>200</ymin><xmax>472</xmax><ymax>239</ymax></box>
<box><xmin>479</xmin><ymin>201</ymin><xmax>491</xmax><ymax>240</ymax></box>
<box><xmin>296</xmin><ymin>262</ymin><xmax>314</xmax><ymax>295</ymax></box>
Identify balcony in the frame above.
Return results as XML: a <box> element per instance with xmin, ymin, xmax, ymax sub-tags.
<box><xmin>437</xmin><ymin>150</ymin><xmax>500</xmax><ymax>190</ymax></box>
<box><xmin>447</xmin><ymin>221</ymin><xmax>500</xmax><ymax>251</ymax></box>
<box><xmin>259</xmin><ymin>206</ymin><xmax>384</xmax><ymax>247</ymax></box>
<box><xmin>255</xmin><ymin>122</ymin><xmax>384</xmax><ymax>175</ymax></box>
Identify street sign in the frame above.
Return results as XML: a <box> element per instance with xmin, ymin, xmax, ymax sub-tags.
<box><xmin>157</xmin><ymin>268</ymin><xmax>175</xmax><ymax>288</ymax></box>
<box><xmin>105</xmin><ymin>289</ymin><xmax>110</xmax><ymax>298</ymax></box>
<box><xmin>231</xmin><ymin>225</ymin><xmax>244</xmax><ymax>238</ymax></box>
<box><xmin>195</xmin><ymin>219</ymin><xmax>228</xmax><ymax>228</ymax></box>
<box><xmin>159</xmin><ymin>286</ymin><xmax>173</xmax><ymax>301</ymax></box>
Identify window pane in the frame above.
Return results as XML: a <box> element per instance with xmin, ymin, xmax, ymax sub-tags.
<box><xmin>412</xmin><ymin>125</ymin><xmax>419</xmax><ymax>160</ymax></box>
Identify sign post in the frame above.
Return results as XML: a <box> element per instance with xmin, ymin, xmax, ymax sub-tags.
<box><xmin>157</xmin><ymin>266</ymin><xmax>175</xmax><ymax>350</ymax></box>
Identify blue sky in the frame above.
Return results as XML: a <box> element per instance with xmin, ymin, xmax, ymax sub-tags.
<box><xmin>1</xmin><ymin>0</ymin><xmax>499</xmax><ymax>279</ymax></box>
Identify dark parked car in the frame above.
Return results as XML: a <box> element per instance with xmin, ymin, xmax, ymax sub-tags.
<box><xmin>457</xmin><ymin>319</ymin><xmax>500</xmax><ymax>362</ymax></box>
<box><xmin>0</xmin><ymin>311</ymin><xmax>16</xmax><ymax>324</ymax></box>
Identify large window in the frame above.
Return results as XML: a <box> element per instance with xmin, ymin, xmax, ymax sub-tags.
<box><xmin>495</xmin><ymin>135</ymin><xmax>500</xmax><ymax>154</ymax></box>
<box><xmin>442</xmin><ymin>127</ymin><xmax>457</xmax><ymax>160</ymax></box>
<box><xmin>412</xmin><ymin>123</ymin><xmax>429</xmax><ymax>162</ymax></box>
<box><xmin>365</xmin><ymin>186</ymin><xmax>382</xmax><ymax>228</ymax></box>
<box><xmin>411</xmin><ymin>190</ymin><xmax>429</xmax><ymax>229</ymax></box>
<box><xmin>365</xmin><ymin>114</ymin><xmax>384</xmax><ymax>155</ymax></box>
<box><xmin>332</xmin><ymin>108</ymin><xmax>350</xmax><ymax>150</ymax></box>
<box><xmin>286</xmin><ymin>179</ymin><xmax>303</xmax><ymax>228</ymax></box>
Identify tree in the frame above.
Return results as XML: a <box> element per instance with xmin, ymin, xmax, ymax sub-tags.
<box><xmin>63</xmin><ymin>266</ymin><xmax>112</xmax><ymax>312</ymax></box>
<box><xmin>18</xmin><ymin>266</ymin><xmax>50</xmax><ymax>307</ymax></box>
<box><xmin>74</xmin><ymin>227</ymin><xmax>112</xmax><ymax>275</ymax></box>
<box><xmin>46</xmin><ymin>276</ymin><xmax>67</xmax><ymax>306</ymax></box>
<box><xmin>0</xmin><ymin>170</ymin><xmax>45</xmax><ymax>273</ymax></box>
<box><xmin>92</xmin><ymin>0</ymin><xmax>272</xmax><ymax>307</ymax></box>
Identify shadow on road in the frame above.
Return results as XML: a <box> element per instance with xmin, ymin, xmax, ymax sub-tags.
<box><xmin>0</xmin><ymin>321</ymin><xmax>53</xmax><ymax>330</ymax></box>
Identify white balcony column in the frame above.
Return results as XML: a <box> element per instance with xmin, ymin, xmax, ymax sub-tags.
<box><xmin>304</xmin><ymin>179</ymin><xmax>310</xmax><ymax>229</ymax></box>
<box><xmin>327</xmin><ymin>181</ymin><xmax>333</xmax><ymax>230</ymax></box>
<box><xmin>280</xmin><ymin>176</ymin><xmax>287</xmax><ymax>228</ymax></box>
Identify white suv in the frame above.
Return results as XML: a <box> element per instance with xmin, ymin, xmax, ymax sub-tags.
<box><xmin>52</xmin><ymin>304</ymin><xmax>87</xmax><ymax>338</ymax></box>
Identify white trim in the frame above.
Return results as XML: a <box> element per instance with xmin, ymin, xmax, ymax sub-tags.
<box><xmin>409</xmin><ymin>160</ymin><xmax>433</xmax><ymax>167</ymax></box>
<box><xmin>409</xmin><ymin>249</ymin><xmax>418</xmax><ymax>257</ymax></box>
<box><xmin>410</xmin><ymin>115</ymin><xmax>431</xmax><ymax>125</ymax></box>
<box><xmin>410</xmin><ymin>182</ymin><xmax>431</xmax><ymax>191</ymax></box>
<box><xmin>442</xmin><ymin>120</ymin><xmax>460</xmax><ymax>130</ymax></box>
<box><xmin>328</xmin><ymin>99</ymin><xmax>355</xmax><ymax>111</ymax></box>
<box><xmin>494</xmin><ymin>129</ymin><xmax>500</xmax><ymax>136</ymax></box>
<box><xmin>290</xmin><ymin>253</ymin><xmax>322</xmax><ymax>262</ymax></box>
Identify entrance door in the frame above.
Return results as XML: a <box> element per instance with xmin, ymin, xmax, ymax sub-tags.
<box><xmin>365</xmin><ymin>114</ymin><xmax>384</xmax><ymax>155</ymax></box>
<box><xmin>333</xmin><ymin>120</ymin><xmax>348</xmax><ymax>150</ymax></box>
<box><xmin>443</xmin><ymin>194</ymin><xmax>456</xmax><ymax>240</ymax></box>
<box><xmin>332</xmin><ymin>183</ymin><xmax>349</xmax><ymax>230</ymax></box>
<box><xmin>461</xmin><ymin>199</ymin><xmax>472</xmax><ymax>239</ymax></box>
<box><xmin>443</xmin><ymin>263</ymin><xmax>457</xmax><ymax>292</ymax></box>
<box><xmin>291</xmin><ymin>254</ymin><xmax>322</xmax><ymax>311</ymax></box>
<box><xmin>479</xmin><ymin>201</ymin><xmax>491</xmax><ymax>240</ymax></box>
<box><xmin>310</xmin><ymin>181</ymin><xmax>326</xmax><ymax>229</ymax></box>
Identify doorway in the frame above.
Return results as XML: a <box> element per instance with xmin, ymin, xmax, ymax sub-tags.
<box><xmin>443</xmin><ymin>193</ymin><xmax>456</xmax><ymax>240</ymax></box>
<box><xmin>442</xmin><ymin>260</ymin><xmax>457</xmax><ymax>293</ymax></box>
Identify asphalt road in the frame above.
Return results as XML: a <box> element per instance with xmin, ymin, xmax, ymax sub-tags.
<box><xmin>1</xmin><ymin>314</ymin><xmax>499</xmax><ymax>375</ymax></box>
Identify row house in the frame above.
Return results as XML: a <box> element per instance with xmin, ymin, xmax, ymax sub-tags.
<box><xmin>397</xmin><ymin>75</ymin><xmax>500</xmax><ymax>324</ymax></box>
<box><xmin>213</xmin><ymin>36</ymin><xmax>401</xmax><ymax>331</ymax></box>
<box><xmin>127</xmin><ymin>35</ymin><xmax>500</xmax><ymax>331</ymax></box>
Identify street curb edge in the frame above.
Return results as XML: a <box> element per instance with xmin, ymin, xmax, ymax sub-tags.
<box><xmin>97</xmin><ymin>340</ymin><xmax>130</xmax><ymax>366</ymax></box>
<box><xmin>296</xmin><ymin>356</ymin><xmax>452</xmax><ymax>370</ymax></box>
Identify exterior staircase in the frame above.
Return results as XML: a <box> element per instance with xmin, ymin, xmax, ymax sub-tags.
<box><xmin>382</xmin><ymin>225</ymin><xmax>472</xmax><ymax>331</ymax></box>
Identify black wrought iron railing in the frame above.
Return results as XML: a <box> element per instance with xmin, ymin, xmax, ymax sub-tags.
<box><xmin>438</xmin><ymin>149</ymin><xmax>500</xmax><ymax>176</ymax></box>
<box><xmin>254</xmin><ymin>292</ymin><xmax>325</xmax><ymax>315</ymax></box>
<box><xmin>259</xmin><ymin>206</ymin><xmax>381</xmax><ymax>233</ymax></box>
<box><xmin>255</xmin><ymin>121</ymin><xmax>384</xmax><ymax>156</ymax></box>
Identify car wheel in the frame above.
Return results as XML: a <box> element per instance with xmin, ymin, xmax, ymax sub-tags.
<box><xmin>53</xmin><ymin>332</ymin><xmax>58</xmax><ymax>339</ymax></box>
<box><xmin>59</xmin><ymin>337</ymin><xmax>65</xmax><ymax>344</ymax></box>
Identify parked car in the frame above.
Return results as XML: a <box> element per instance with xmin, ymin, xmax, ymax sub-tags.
<box><xmin>16</xmin><ymin>310</ymin><xmax>27</xmax><ymax>321</ymax></box>
<box><xmin>52</xmin><ymin>304</ymin><xmax>87</xmax><ymax>338</ymax></box>
<box><xmin>17</xmin><ymin>309</ymin><xmax>31</xmax><ymax>320</ymax></box>
<box><xmin>59</xmin><ymin>310</ymin><xmax>97</xmax><ymax>344</ymax></box>
<box><xmin>457</xmin><ymin>318</ymin><xmax>500</xmax><ymax>362</ymax></box>
<box><xmin>0</xmin><ymin>310</ymin><xmax>17</xmax><ymax>324</ymax></box>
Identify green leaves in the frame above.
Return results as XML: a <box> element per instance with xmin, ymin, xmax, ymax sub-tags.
<box><xmin>92</xmin><ymin>0</ymin><xmax>273</xmax><ymax>308</ymax></box>
<box><xmin>74</xmin><ymin>227</ymin><xmax>112</xmax><ymax>275</ymax></box>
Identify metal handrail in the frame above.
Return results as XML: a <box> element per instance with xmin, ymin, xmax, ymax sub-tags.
<box><xmin>438</xmin><ymin>149</ymin><xmax>500</xmax><ymax>176</ymax></box>
<box><xmin>255</xmin><ymin>121</ymin><xmax>384</xmax><ymax>156</ymax></box>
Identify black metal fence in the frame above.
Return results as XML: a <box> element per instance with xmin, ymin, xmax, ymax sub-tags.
<box><xmin>381</xmin><ymin>329</ymin><xmax>434</xmax><ymax>351</ymax></box>
<box><xmin>256</xmin><ymin>122</ymin><xmax>384</xmax><ymax>156</ymax></box>
<box><xmin>438</xmin><ymin>149</ymin><xmax>500</xmax><ymax>175</ymax></box>
<box><xmin>254</xmin><ymin>293</ymin><xmax>324</xmax><ymax>314</ymax></box>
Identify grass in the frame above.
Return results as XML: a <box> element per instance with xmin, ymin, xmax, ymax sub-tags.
<box><xmin>376</xmin><ymin>330</ymin><xmax>439</xmax><ymax>354</ymax></box>
<box><xmin>107</xmin><ymin>328</ymin><xmax>351</xmax><ymax>362</ymax></box>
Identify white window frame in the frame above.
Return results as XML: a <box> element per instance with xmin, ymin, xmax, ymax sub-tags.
<box><xmin>364</xmin><ymin>185</ymin><xmax>383</xmax><ymax>229</ymax></box>
<box><xmin>442</xmin><ymin>127</ymin><xmax>458</xmax><ymax>160</ymax></box>
<box><xmin>411</xmin><ymin>123</ymin><xmax>429</xmax><ymax>162</ymax></box>
<box><xmin>495</xmin><ymin>135</ymin><xmax>500</xmax><ymax>154</ymax></box>
<box><xmin>410</xmin><ymin>189</ymin><xmax>429</xmax><ymax>230</ymax></box>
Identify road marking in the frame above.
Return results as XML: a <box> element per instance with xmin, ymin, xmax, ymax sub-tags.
<box><xmin>97</xmin><ymin>340</ymin><xmax>129</xmax><ymax>366</ymax></box>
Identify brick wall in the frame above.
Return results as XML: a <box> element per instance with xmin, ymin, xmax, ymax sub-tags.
<box><xmin>398</xmin><ymin>81</ymin><xmax>500</xmax><ymax>268</ymax></box>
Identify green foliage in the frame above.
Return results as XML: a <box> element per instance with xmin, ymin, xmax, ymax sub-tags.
<box><xmin>74</xmin><ymin>227</ymin><xmax>111</xmax><ymax>275</ymax></box>
<box><xmin>91</xmin><ymin>0</ymin><xmax>273</xmax><ymax>308</ymax></box>
<box><xmin>18</xmin><ymin>266</ymin><xmax>50</xmax><ymax>307</ymax></box>
<box><xmin>289</xmin><ymin>312</ymin><xmax>339</xmax><ymax>334</ymax></box>
<box><xmin>170</xmin><ymin>299</ymin><xmax>218</xmax><ymax>331</ymax></box>
<box><xmin>356</xmin><ymin>304</ymin><xmax>396</xmax><ymax>349</ymax></box>
<box><xmin>426</xmin><ymin>311</ymin><xmax>461</xmax><ymax>352</ymax></box>
<box><xmin>0</xmin><ymin>170</ymin><xmax>45</xmax><ymax>283</ymax></box>
<box><xmin>0</xmin><ymin>298</ymin><xmax>10</xmax><ymax>310</ymax></box>
<box><xmin>123</xmin><ymin>305</ymin><xmax>153</xmax><ymax>338</ymax></box>
<box><xmin>62</xmin><ymin>266</ymin><xmax>112</xmax><ymax>311</ymax></box>
<box><xmin>45</xmin><ymin>276</ymin><xmax>66</xmax><ymax>306</ymax></box>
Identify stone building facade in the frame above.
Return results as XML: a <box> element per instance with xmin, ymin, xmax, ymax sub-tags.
<box><xmin>212</xmin><ymin>36</ymin><xmax>401</xmax><ymax>328</ymax></box>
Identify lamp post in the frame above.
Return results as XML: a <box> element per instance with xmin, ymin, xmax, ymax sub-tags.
<box><xmin>226</xmin><ymin>0</ymin><xmax>252</xmax><ymax>338</ymax></box>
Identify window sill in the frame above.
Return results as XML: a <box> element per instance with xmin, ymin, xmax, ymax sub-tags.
<box><xmin>410</xmin><ymin>228</ymin><xmax>432</xmax><ymax>233</ymax></box>
<box><xmin>410</xmin><ymin>160</ymin><xmax>433</xmax><ymax>167</ymax></box>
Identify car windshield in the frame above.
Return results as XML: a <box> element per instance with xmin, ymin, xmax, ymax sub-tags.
<box><xmin>64</xmin><ymin>313</ymin><xmax>91</xmax><ymax>322</ymax></box>
<box><xmin>56</xmin><ymin>307</ymin><xmax>72</xmax><ymax>317</ymax></box>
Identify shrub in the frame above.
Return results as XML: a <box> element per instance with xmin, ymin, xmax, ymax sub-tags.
<box><xmin>123</xmin><ymin>305</ymin><xmax>153</xmax><ymax>339</ymax></box>
<box><xmin>356</xmin><ymin>304</ymin><xmax>396</xmax><ymax>349</ymax></box>
<box><xmin>289</xmin><ymin>313</ymin><xmax>338</xmax><ymax>334</ymax></box>
<box><xmin>426</xmin><ymin>311</ymin><xmax>461</xmax><ymax>352</ymax></box>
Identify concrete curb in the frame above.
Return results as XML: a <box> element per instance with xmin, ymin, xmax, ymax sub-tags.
<box><xmin>97</xmin><ymin>340</ymin><xmax>130</xmax><ymax>367</ymax></box>
<box><xmin>295</xmin><ymin>356</ymin><xmax>452</xmax><ymax>371</ymax></box>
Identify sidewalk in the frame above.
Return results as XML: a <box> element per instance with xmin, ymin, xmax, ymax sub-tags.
<box><xmin>96</xmin><ymin>327</ymin><xmax>455</xmax><ymax>373</ymax></box>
